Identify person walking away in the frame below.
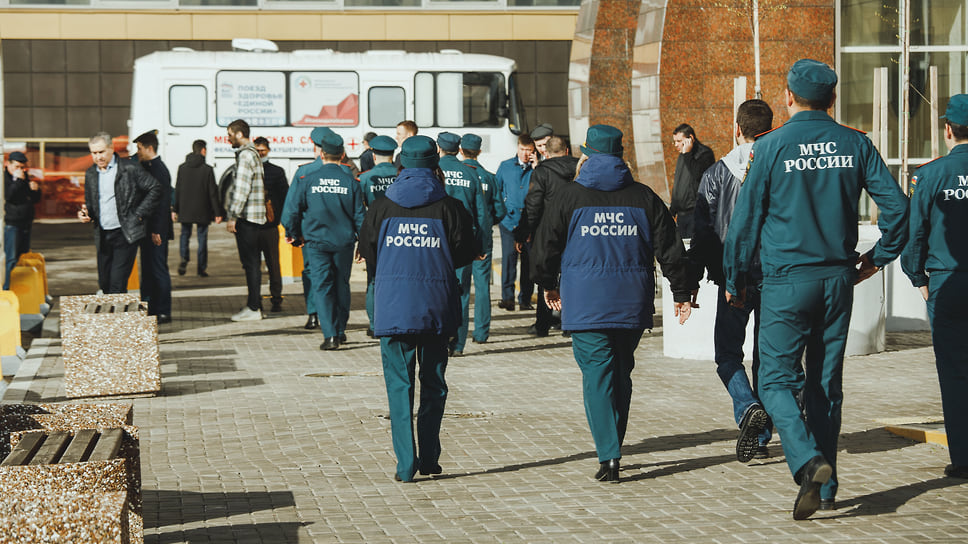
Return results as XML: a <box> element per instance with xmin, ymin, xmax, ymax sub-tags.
<box><xmin>3</xmin><ymin>151</ymin><xmax>41</xmax><ymax>290</ymax></box>
<box><xmin>690</xmin><ymin>99</ymin><xmax>774</xmax><ymax>462</ymax></box>
<box><xmin>78</xmin><ymin>132</ymin><xmax>161</xmax><ymax>294</ymax></box>
<box><xmin>224</xmin><ymin>119</ymin><xmax>268</xmax><ymax>322</ymax></box>
<box><xmin>670</xmin><ymin>124</ymin><xmax>714</xmax><ymax>240</ymax></box>
<box><xmin>461</xmin><ymin>133</ymin><xmax>506</xmax><ymax>344</ymax></box>
<box><xmin>900</xmin><ymin>93</ymin><xmax>968</xmax><ymax>482</ymax></box>
<box><xmin>358</xmin><ymin>135</ymin><xmax>399</xmax><ymax>336</ymax></box>
<box><xmin>532</xmin><ymin>124</ymin><xmax>695</xmax><ymax>483</ymax></box>
<box><xmin>723</xmin><ymin>59</ymin><xmax>909</xmax><ymax>519</ymax></box>
<box><xmin>174</xmin><ymin>140</ymin><xmax>222</xmax><ymax>278</ymax></box>
<box><xmin>358</xmin><ymin>135</ymin><xmax>476</xmax><ymax>482</ymax></box>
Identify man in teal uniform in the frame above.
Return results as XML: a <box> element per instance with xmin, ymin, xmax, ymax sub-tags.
<box><xmin>359</xmin><ymin>135</ymin><xmax>398</xmax><ymax>337</ymax></box>
<box><xmin>290</xmin><ymin>132</ymin><xmax>366</xmax><ymax>350</ymax></box>
<box><xmin>461</xmin><ymin>133</ymin><xmax>506</xmax><ymax>344</ymax></box>
<box><xmin>724</xmin><ymin>59</ymin><xmax>909</xmax><ymax>519</ymax></box>
<box><xmin>283</xmin><ymin>127</ymin><xmax>355</xmax><ymax>331</ymax></box>
<box><xmin>901</xmin><ymin>93</ymin><xmax>968</xmax><ymax>481</ymax></box>
<box><xmin>437</xmin><ymin>132</ymin><xmax>487</xmax><ymax>356</ymax></box>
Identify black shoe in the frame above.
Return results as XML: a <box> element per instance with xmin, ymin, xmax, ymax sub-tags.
<box><xmin>754</xmin><ymin>445</ymin><xmax>770</xmax><ymax>459</ymax></box>
<box><xmin>737</xmin><ymin>404</ymin><xmax>769</xmax><ymax>463</ymax></box>
<box><xmin>449</xmin><ymin>350</ymin><xmax>463</xmax><ymax>358</ymax></box>
<box><xmin>819</xmin><ymin>499</ymin><xmax>836</xmax><ymax>511</ymax></box>
<box><xmin>197</xmin><ymin>270</ymin><xmax>209</xmax><ymax>278</ymax></box>
<box><xmin>177</xmin><ymin>261</ymin><xmax>188</xmax><ymax>276</ymax></box>
<box><xmin>497</xmin><ymin>299</ymin><xmax>515</xmax><ymax>311</ymax></box>
<box><xmin>304</xmin><ymin>314</ymin><xmax>319</xmax><ymax>330</ymax></box>
<box><xmin>562</xmin><ymin>331</ymin><xmax>571</xmax><ymax>338</ymax></box>
<box><xmin>944</xmin><ymin>464</ymin><xmax>968</xmax><ymax>479</ymax></box>
<box><xmin>320</xmin><ymin>337</ymin><xmax>339</xmax><ymax>350</ymax></box>
<box><xmin>527</xmin><ymin>325</ymin><xmax>549</xmax><ymax>337</ymax></box>
<box><xmin>594</xmin><ymin>459</ymin><xmax>620</xmax><ymax>483</ymax></box>
<box><xmin>419</xmin><ymin>464</ymin><xmax>442</xmax><ymax>476</ymax></box>
<box><xmin>519</xmin><ymin>302</ymin><xmax>534</xmax><ymax>311</ymax></box>
<box><xmin>270</xmin><ymin>301</ymin><xmax>282</xmax><ymax>313</ymax></box>
<box><xmin>367</xmin><ymin>328</ymin><xmax>374</xmax><ymax>338</ymax></box>
<box><xmin>339</xmin><ymin>333</ymin><xmax>347</xmax><ymax>343</ymax></box>
<box><xmin>393</xmin><ymin>473</ymin><xmax>413</xmax><ymax>483</ymax></box>
<box><xmin>472</xmin><ymin>337</ymin><xmax>487</xmax><ymax>344</ymax></box>
<box><xmin>793</xmin><ymin>456</ymin><xmax>832</xmax><ymax>520</ymax></box>
<box><xmin>157</xmin><ymin>314</ymin><xmax>172</xmax><ymax>325</ymax></box>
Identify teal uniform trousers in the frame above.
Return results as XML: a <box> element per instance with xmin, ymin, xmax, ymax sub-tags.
<box><xmin>571</xmin><ymin>329</ymin><xmax>644</xmax><ymax>463</ymax></box>
<box><xmin>451</xmin><ymin>264</ymin><xmax>473</xmax><ymax>352</ymax></box>
<box><xmin>471</xmin><ymin>253</ymin><xmax>492</xmax><ymax>342</ymax></box>
<box><xmin>304</xmin><ymin>244</ymin><xmax>353</xmax><ymax>338</ymax></box>
<box><xmin>381</xmin><ymin>334</ymin><xmax>449</xmax><ymax>481</ymax></box>
<box><xmin>925</xmin><ymin>272</ymin><xmax>968</xmax><ymax>466</ymax></box>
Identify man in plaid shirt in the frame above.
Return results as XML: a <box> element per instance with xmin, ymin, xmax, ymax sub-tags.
<box><xmin>225</xmin><ymin>119</ymin><xmax>267</xmax><ymax>321</ymax></box>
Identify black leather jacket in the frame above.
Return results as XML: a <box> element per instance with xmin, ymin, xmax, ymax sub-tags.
<box><xmin>84</xmin><ymin>156</ymin><xmax>162</xmax><ymax>244</ymax></box>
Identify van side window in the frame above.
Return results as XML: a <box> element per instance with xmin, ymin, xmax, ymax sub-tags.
<box><xmin>414</xmin><ymin>72</ymin><xmax>506</xmax><ymax>129</ymax></box>
<box><xmin>369</xmin><ymin>87</ymin><xmax>405</xmax><ymax>128</ymax></box>
<box><xmin>169</xmin><ymin>85</ymin><xmax>207</xmax><ymax>127</ymax></box>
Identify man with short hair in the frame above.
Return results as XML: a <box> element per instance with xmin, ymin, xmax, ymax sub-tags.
<box><xmin>291</xmin><ymin>132</ymin><xmax>365</xmax><ymax>350</ymax></box>
<box><xmin>724</xmin><ymin>59</ymin><xmax>909</xmax><ymax>519</ymax></box>
<box><xmin>174</xmin><ymin>139</ymin><xmax>222</xmax><ymax>278</ymax></box>
<box><xmin>461</xmin><ymin>133</ymin><xmax>505</xmax><ymax>344</ymax></box>
<box><xmin>78</xmin><ymin>132</ymin><xmax>161</xmax><ymax>294</ymax></box>
<box><xmin>520</xmin><ymin>135</ymin><xmax>578</xmax><ymax>337</ymax></box>
<box><xmin>530</xmin><ymin>123</ymin><xmax>554</xmax><ymax>163</ymax></box>
<box><xmin>437</xmin><ymin>132</ymin><xmax>488</xmax><ymax>356</ymax></box>
<box><xmin>358</xmin><ymin>135</ymin><xmax>399</xmax><ymax>336</ymax></box>
<box><xmin>253</xmin><ymin>136</ymin><xmax>290</xmax><ymax>313</ymax></box>
<box><xmin>394</xmin><ymin>120</ymin><xmax>418</xmax><ymax>169</ymax></box>
<box><xmin>496</xmin><ymin>135</ymin><xmax>536</xmax><ymax>311</ymax></box>
<box><xmin>3</xmin><ymin>151</ymin><xmax>41</xmax><ymax>290</ymax></box>
<box><xmin>224</xmin><ymin>119</ymin><xmax>268</xmax><ymax>322</ymax></box>
<box><xmin>670</xmin><ymin>124</ymin><xmax>715</xmax><ymax>240</ymax></box>
<box><xmin>901</xmin><ymin>93</ymin><xmax>968</xmax><ymax>482</ymax></box>
<box><xmin>133</xmin><ymin>130</ymin><xmax>174</xmax><ymax>323</ymax></box>
<box><xmin>691</xmin><ymin>99</ymin><xmax>774</xmax><ymax>463</ymax></box>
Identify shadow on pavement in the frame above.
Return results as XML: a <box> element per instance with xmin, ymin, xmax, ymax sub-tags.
<box><xmin>149</xmin><ymin>522</ymin><xmax>307</xmax><ymax>544</ymax></box>
<box><xmin>160</xmin><ymin>378</ymin><xmax>265</xmax><ymax>397</ymax></box>
<box><xmin>839</xmin><ymin>427</ymin><xmax>921</xmax><ymax>455</ymax></box>
<box><xmin>832</xmin><ymin>477</ymin><xmax>962</xmax><ymax>517</ymax></box>
<box><xmin>161</xmin><ymin>358</ymin><xmax>239</xmax><ymax>378</ymax></box>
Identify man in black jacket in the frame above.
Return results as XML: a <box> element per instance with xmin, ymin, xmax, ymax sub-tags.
<box><xmin>134</xmin><ymin>130</ymin><xmax>174</xmax><ymax>323</ymax></box>
<box><xmin>3</xmin><ymin>151</ymin><xmax>41</xmax><ymax>290</ymax></box>
<box><xmin>254</xmin><ymin>137</ymin><xmax>290</xmax><ymax>312</ymax></box>
<box><xmin>174</xmin><ymin>140</ymin><xmax>222</xmax><ymax>277</ymax></box>
<box><xmin>78</xmin><ymin>131</ymin><xmax>161</xmax><ymax>294</ymax></box>
<box><xmin>518</xmin><ymin>136</ymin><xmax>578</xmax><ymax>336</ymax></box>
<box><xmin>670</xmin><ymin>124</ymin><xmax>714</xmax><ymax>239</ymax></box>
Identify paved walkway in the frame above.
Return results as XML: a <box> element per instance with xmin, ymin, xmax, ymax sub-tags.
<box><xmin>4</xmin><ymin>222</ymin><xmax>967</xmax><ymax>543</ymax></box>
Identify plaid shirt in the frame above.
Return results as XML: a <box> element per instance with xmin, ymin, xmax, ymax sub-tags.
<box><xmin>226</xmin><ymin>142</ymin><xmax>266</xmax><ymax>223</ymax></box>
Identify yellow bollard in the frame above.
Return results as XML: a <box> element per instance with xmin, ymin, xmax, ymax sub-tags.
<box><xmin>278</xmin><ymin>224</ymin><xmax>304</xmax><ymax>281</ymax></box>
<box><xmin>0</xmin><ymin>291</ymin><xmax>21</xmax><ymax>377</ymax></box>
<box><xmin>17</xmin><ymin>252</ymin><xmax>48</xmax><ymax>297</ymax></box>
<box><xmin>9</xmin><ymin>265</ymin><xmax>45</xmax><ymax>315</ymax></box>
<box><xmin>127</xmin><ymin>255</ymin><xmax>140</xmax><ymax>291</ymax></box>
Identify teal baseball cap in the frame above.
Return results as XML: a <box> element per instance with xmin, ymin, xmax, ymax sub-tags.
<box><xmin>310</xmin><ymin>127</ymin><xmax>334</xmax><ymax>147</ymax></box>
<box><xmin>460</xmin><ymin>133</ymin><xmax>482</xmax><ymax>151</ymax></box>
<box><xmin>941</xmin><ymin>94</ymin><xmax>968</xmax><ymax>126</ymax></box>
<box><xmin>369</xmin><ymin>135</ymin><xmax>397</xmax><ymax>155</ymax></box>
<box><xmin>400</xmin><ymin>135</ymin><xmax>439</xmax><ymax>169</ymax></box>
<box><xmin>787</xmin><ymin>59</ymin><xmax>837</xmax><ymax>102</ymax></box>
<box><xmin>580</xmin><ymin>124</ymin><xmax>624</xmax><ymax>157</ymax></box>
<box><xmin>320</xmin><ymin>132</ymin><xmax>344</xmax><ymax>156</ymax></box>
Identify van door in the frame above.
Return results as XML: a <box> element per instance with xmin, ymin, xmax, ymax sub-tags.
<box><xmin>164</xmin><ymin>82</ymin><xmax>212</xmax><ymax>177</ymax></box>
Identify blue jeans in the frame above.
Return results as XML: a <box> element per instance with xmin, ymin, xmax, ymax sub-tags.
<box><xmin>499</xmin><ymin>224</ymin><xmax>532</xmax><ymax>304</ymax></box>
<box><xmin>4</xmin><ymin>224</ymin><xmax>31</xmax><ymax>290</ymax></box>
<box><xmin>179</xmin><ymin>223</ymin><xmax>209</xmax><ymax>273</ymax></box>
<box><xmin>714</xmin><ymin>284</ymin><xmax>771</xmax><ymax>445</ymax></box>
<box><xmin>381</xmin><ymin>334</ymin><xmax>449</xmax><ymax>481</ymax></box>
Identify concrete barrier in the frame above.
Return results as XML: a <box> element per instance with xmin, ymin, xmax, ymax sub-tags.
<box><xmin>0</xmin><ymin>292</ymin><xmax>25</xmax><ymax>379</ymax></box>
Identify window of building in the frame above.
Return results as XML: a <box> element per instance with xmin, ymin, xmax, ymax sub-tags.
<box><xmin>369</xmin><ymin>87</ymin><xmax>406</xmax><ymax>128</ymax></box>
<box><xmin>169</xmin><ymin>85</ymin><xmax>208</xmax><ymax>127</ymax></box>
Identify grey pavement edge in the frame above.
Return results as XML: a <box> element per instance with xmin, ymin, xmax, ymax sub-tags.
<box><xmin>7</xmin><ymin>221</ymin><xmax>967</xmax><ymax>543</ymax></box>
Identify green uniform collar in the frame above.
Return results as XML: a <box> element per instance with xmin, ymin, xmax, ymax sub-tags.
<box><xmin>787</xmin><ymin>110</ymin><xmax>834</xmax><ymax>124</ymax></box>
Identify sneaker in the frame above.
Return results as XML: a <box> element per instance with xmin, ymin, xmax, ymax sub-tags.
<box><xmin>231</xmin><ymin>307</ymin><xmax>263</xmax><ymax>322</ymax></box>
<box><xmin>737</xmin><ymin>404</ymin><xmax>769</xmax><ymax>463</ymax></box>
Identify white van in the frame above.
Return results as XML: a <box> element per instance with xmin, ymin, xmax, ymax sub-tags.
<box><xmin>128</xmin><ymin>39</ymin><xmax>528</xmax><ymax>179</ymax></box>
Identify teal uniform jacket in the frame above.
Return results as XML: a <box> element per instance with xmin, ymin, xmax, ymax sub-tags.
<box><xmin>282</xmin><ymin>158</ymin><xmax>355</xmax><ymax>239</ymax></box>
<box><xmin>463</xmin><ymin>158</ymin><xmax>506</xmax><ymax>254</ymax></box>
<box><xmin>439</xmin><ymin>154</ymin><xmax>488</xmax><ymax>253</ymax></box>
<box><xmin>724</xmin><ymin>110</ymin><xmax>909</xmax><ymax>292</ymax></box>
<box><xmin>291</xmin><ymin>163</ymin><xmax>366</xmax><ymax>250</ymax></box>
<box><xmin>901</xmin><ymin>144</ymin><xmax>968</xmax><ymax>284</ymax></box>
<box><xmin>359</xmin><ymin>162</ymin><xmax>398</xmax><ymax>207</ymax></box>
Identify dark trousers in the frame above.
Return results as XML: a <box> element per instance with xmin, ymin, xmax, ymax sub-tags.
<box><xmin>499</xmin><ymin>224</ymin><xmax>532</xmax><ymax>304</ymax></box>
<box><xmin>381</xmin><ymin>334</ymin><xmax>449</xmax><ymax>481</ymax></box>
<box><xmin>179</xmin><ymin>223</ymin><xmax>209</xmax><ymax>273</ymax></box>
<box><xmin>96</xmin><ymin>228</ymin><xmax>139</xmax><ymax>294</ymax></box>
<box><xmin>258</xmin><ymin>225</ymin><xmax>282</xmax><ymax>304</ymax></box>
<box><xmin>140</xmin><ymin>235</ymin><xmax>172</xmax><ymax>315</ymax></box>
<box><xmin>675</xmin><ymin>211</ymin><xmax>695</xmax><ymax>240</ymax></box>
<box><xmin>534</xmin><ymin>285</ymin><xmax>554</xmax><ymax>333</ymax></box>
<box><xmin>234</xmin><ymin>220</ymin><xmax>263</xmax><ymax>311</ymax></box>
<box><xmin>926</xmin><ymin>271</ymin><xmax>968</xmax><ymax>467</ymax></box>
<box><xmin>4</xmin><ymin>224</ymin><xmax>31</xmax><ymax>290</ymax></box>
